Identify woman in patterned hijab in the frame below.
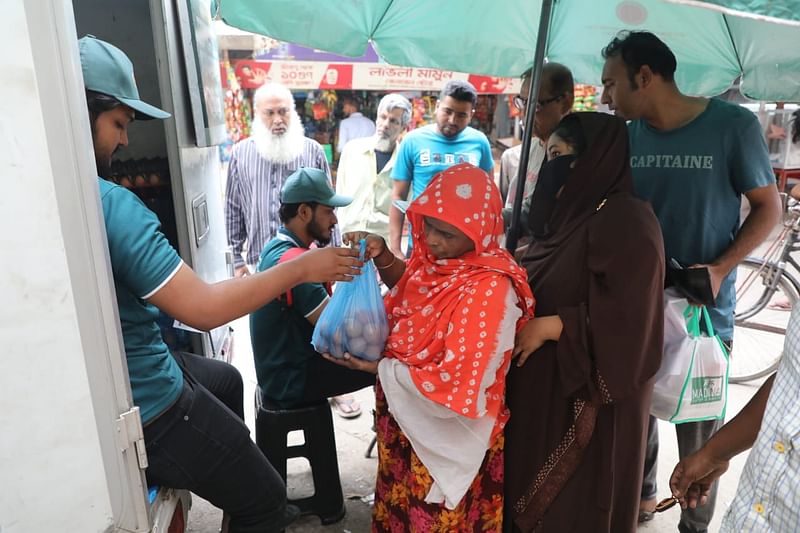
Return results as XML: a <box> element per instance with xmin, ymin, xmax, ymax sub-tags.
<box><xmin>331</xmin><ymin>163</ymin><xmax>534</xmax><ymax>532</ymax></box>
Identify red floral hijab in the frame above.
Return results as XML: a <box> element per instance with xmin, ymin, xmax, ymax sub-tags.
<box><xmin>383</xmin><ymin>163</ymin><xmax>534</xmax><ymax>418</ymax></box>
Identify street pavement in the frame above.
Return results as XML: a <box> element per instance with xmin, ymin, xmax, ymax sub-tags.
<box><xmin>185</xmin><ymin>315</ymin><xmax>773</xmax><ymax>533</ymax></box>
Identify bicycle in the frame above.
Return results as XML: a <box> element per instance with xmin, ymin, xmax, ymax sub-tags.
<box><xmin>731</xmin><ymin>198</ymin><xmax>800</xmax><ymax>383</ymax></box>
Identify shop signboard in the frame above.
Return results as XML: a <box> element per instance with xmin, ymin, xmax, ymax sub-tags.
<box><xmin>230</xmin><ymin>59</ymin><xmax>521</xmax><ymax>94</ymax></box>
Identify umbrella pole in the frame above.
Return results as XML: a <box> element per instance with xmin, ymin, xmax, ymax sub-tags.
<box><xmin>506</xmin><ymin>0</ymin><xmax>554</xmax><ymax>254</ymax></box>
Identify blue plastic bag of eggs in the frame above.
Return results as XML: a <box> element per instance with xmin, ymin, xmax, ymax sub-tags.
<box><xmin>311</xmin><ymin>239</ymin><xmax>389</xmax><ymax>361</ymax></box>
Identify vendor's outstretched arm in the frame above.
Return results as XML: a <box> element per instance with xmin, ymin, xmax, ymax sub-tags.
<box><xmin>148</xmin><ymin>247</ymin><xmax>360</xmax><ymax>331</ymax></box>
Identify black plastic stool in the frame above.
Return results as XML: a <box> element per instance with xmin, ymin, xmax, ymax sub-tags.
<box><xmin>255</xmin><ymin>387</ymin><xmax>346</xmax><ymax>525</ymax></box>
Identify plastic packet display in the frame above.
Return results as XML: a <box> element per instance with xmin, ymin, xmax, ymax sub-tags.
<box><xmin>311</xmin><ymin>240</ymin><xmax>389</xmax><ymax>361</ymax></box>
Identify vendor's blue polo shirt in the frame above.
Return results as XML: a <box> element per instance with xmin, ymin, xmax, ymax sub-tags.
<box><xmin>628</xmin><ymin>99</ymin><xmax>774</xmax><ymax>340</ymax></box>
<box><xmin>99</xmin><ymin>178</ymin><xmax>184</xmax><ymax>423</ymax></box>
<box><xmin>250</xmin><ymin>228</ymin><xmax>330</xmax><ymax>406</ymax></box>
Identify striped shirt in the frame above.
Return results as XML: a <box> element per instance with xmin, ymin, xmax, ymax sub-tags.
<box><xmin>721</xmin><ymin>306</ymin><xmax>800</xmax><ymax>532</ymax></box>
<box><xmin>224</xmin><ymin>136</ymin><xmax>330</xmax><ymax>267</ymax></box>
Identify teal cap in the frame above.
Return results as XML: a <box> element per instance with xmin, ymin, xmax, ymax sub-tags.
<box><xmin>281</xmin><ymin>168</ymin><xmax>353</xmax><ymax>207</ymax></box>
<box><xmin>78</xmin><ymin>35</ymin><xmax>170</xmax><ymax>120</ymax></box>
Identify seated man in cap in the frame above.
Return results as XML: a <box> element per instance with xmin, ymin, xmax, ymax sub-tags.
<box><xmin>250</xmin><ymin>168</ymin><xmax>376</xmax><ymax>414</ymax></box>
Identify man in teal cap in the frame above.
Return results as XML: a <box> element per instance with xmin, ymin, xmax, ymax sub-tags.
<box><xmin>79</xmin><ymin>36</ymin><xmax>361</xmax><ymax>532</ymax></box>
<box><xmin>250</xmin><ymin>167</ymin><xmax>376</xmax><ymax>419</ymax></box>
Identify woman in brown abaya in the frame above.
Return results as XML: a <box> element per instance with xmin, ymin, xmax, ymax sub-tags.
<box><xmin>504</xmin><ymin>112</ymin><xmax>665</xmax><ymax>533</ymax></box>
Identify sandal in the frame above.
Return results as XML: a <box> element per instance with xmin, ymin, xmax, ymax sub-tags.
<box><xmin>638</xmin><ymin>498</ymin><xmax>656</xmax><ymax>523</ymax></box>
<box><xmin>330</xmin><ymin>395</ymin><xmax>362</xmax><ymax>419</ymax></box>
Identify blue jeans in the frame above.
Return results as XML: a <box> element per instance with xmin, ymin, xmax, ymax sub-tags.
<box><xmin>144</xmin><ymin>352</ymin><xmax>291</xmax><ymax>533</ymax></box>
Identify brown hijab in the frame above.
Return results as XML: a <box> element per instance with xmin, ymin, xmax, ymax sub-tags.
<box><xmin>510</xmin><ymin>112</ymin><xmax>665</xmax><ymax>530</ymax></box>
<box><xmin>524</xmin><ymin>112</ymin><xmax>633</xmax><ymax>264</ymax></box>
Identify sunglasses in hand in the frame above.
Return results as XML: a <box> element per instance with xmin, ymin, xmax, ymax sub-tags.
<box><xmin>654</xmin><ymin>496</ymin><xmax>681</xmax><ymax>513</ymax></box>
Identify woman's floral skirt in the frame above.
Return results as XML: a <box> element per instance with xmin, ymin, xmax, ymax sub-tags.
<box><xmin>372</xmin><ymin>382</ymin><xmax>504</xmax><ymax>533</ymax></box>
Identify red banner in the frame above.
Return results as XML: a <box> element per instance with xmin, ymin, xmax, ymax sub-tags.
<box><xmin>230</xmin><ymin>60</ymin><xmax>520</xmax><ymax>94</ymax></box>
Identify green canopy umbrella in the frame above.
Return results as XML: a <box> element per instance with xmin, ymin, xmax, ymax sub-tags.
<box><xmin>666</xmin><ymin>0</ymin><xmax>800</xmax><ymax>26</ymax></box>
<box><xmin>221</xmin><ymin>0</ymin><xmax>800</xmax><ymax>101</ymax></box>
<box><xmin>220</xmin><ymin>0</ymin><xmax>800</xmax><ymax>250</ymax></box>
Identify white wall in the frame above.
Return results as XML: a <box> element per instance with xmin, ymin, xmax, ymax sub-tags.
<box><xmin>0</xmin><ymin>2</ymin><xmax>147</xmax><ymax>531</ymax></box>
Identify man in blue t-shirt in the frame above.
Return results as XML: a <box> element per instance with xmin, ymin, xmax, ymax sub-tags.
<box><xmin>601</xmin><ymin>31</ymin><xmax>781</xmax><ymax>533</ymax></box>
<box><xmin>389</xmin><ymin>80</ymin><xmax>494</xmax><ymax>256</ymax></box>
<box><xmin>80</xmin><ymin>36</ymin><xmax>360</xmax><ymax>532</ymax></box>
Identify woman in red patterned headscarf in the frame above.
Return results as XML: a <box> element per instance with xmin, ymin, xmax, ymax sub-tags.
<box><xmin>330</xmin><ymin>163</ymin><xmax>534</xmax><ymax>532</ymax></box>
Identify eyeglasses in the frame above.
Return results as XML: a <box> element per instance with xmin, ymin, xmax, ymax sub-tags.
<box><xmin>513</xmin><ymin>94</ymin><xmax>563</xmax><ymax>111</ymax></box>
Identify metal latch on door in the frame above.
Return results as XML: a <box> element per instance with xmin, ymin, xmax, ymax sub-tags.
<box><xmin>116</xmin><ymin>406</ymin><xmax>149</xmax><ymax>470</ymax></box>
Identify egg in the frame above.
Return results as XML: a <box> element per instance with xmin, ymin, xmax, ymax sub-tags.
<box><xmin>354</xmin><ymin>311</ymin><xmax>374</xmax><ymax>325</ymax></box>
<box><xmin>360</xmin><ymin>343</ymin><xmax>383</xmax><ymax>361</ymax></box>
<box><xmin>348</xmin><ymin>336</ymin><xmax>367</xmax><ymax>356</ymax></box>
<box><xmin>344</xmin><ymin>318</ymin><xmax>362</xmax><ymax>339</ymax></box>
<box><xmin>329</xmin><ymin>329</ymin><xmax>345</xmax><ymax>358</ymax></box>
<box><xmin>329</xmin><ymin>340</ymin><xmax>344</xmax><ymax>358</ymax></box>
<box><xmin>362</xmin><ymin>322</ymin><xmax>386</xmax><ymax>344</ymax></box>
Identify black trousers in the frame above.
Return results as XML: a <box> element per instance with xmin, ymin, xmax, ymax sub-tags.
<box><xmin>298</xmin><ymin>353</ymin><xmax>376</xmax><ymax>406</ymax></box>
<box><xmin>143</xmin><ymin>352</ymin><xmax>292</xmax><ymax>533</ymax></box>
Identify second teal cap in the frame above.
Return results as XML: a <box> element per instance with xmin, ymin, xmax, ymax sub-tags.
<box><xmin>281</xmin><ymin>168</ymin><xmax>352</xmax><ymax>207</ymax></box>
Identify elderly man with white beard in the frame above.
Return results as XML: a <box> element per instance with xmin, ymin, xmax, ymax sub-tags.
<box><xmin>225</xmin><ymin>83</ymin><xmax>330</xmax><ymax>278</ymax></box>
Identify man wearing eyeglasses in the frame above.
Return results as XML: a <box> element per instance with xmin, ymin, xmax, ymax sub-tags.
<box><xmin>225</xmin><ymin>82</ymin><xmax>331</xmax><ymax>278</ymax></box>
<box><xmin>388</xmin><ymin>80</ymin><xmax>494</xmax><ymax>257</ymax></box>
<box><xmin>500</xmin><ymin>63</ymin><xmax>574</xmax><ymax>227</ymax></box>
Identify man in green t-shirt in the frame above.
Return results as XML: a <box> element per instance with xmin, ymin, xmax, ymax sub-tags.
<box><xmin>600</xmin><ymin>31</ymin><xmax>781</xmax><ymax>533</ymax></box>
<box><xmin>80</xmin><ymin>36</ymin><xmax>361</xmax><ymax>532</ymax></box>
<box><xmin>250</xmin><ymin>168</ymin><xmax>376</xmax><ymax>415</ymax></box>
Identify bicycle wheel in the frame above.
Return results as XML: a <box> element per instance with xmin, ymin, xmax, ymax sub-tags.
<box><xmin>731</xmin><ymin>259</ymin><xmax>797</xmax><ymax>383</ymax></box>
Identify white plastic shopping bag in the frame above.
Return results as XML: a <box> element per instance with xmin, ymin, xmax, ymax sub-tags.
<box><xmin>651</xmin><ymin>289</ymin><xmax>729</xmax><ymax>424</ymax></box>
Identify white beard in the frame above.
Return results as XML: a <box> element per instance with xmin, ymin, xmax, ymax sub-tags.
<box><xmin>373</xmin><ymin>136</ymin><xmax>395</xmax><ymax>152</ymax></box>
<box><xmin>252</xmin><ymin>110</ymin><xmax>306</xmax><ymax>164</ymax></box>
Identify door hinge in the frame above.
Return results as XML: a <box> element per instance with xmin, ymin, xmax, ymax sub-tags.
<box><xmin>117</xmin><ymin>406</ymin><xmax>149</xmax><ymax>470</ymax></box>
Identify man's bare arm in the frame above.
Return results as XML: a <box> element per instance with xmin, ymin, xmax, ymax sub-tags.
<box><xmin>149</xmin><ymin>247</ymin><xmax>360</xmax><ymax>331</ymax></box>
<box><xmin>699</xmin><ymin>184</ymin><xmax>781</xmax><ymax>297</ymax></box>
<box><xmin>389</xmin><ymin>179</ymin><xmax>411</xmax><ymax>257</ymax></box>
<box><xmin>669</xmin><ymin>373</ymin><xmax>775</xmax><ymax>508</ymax></box>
